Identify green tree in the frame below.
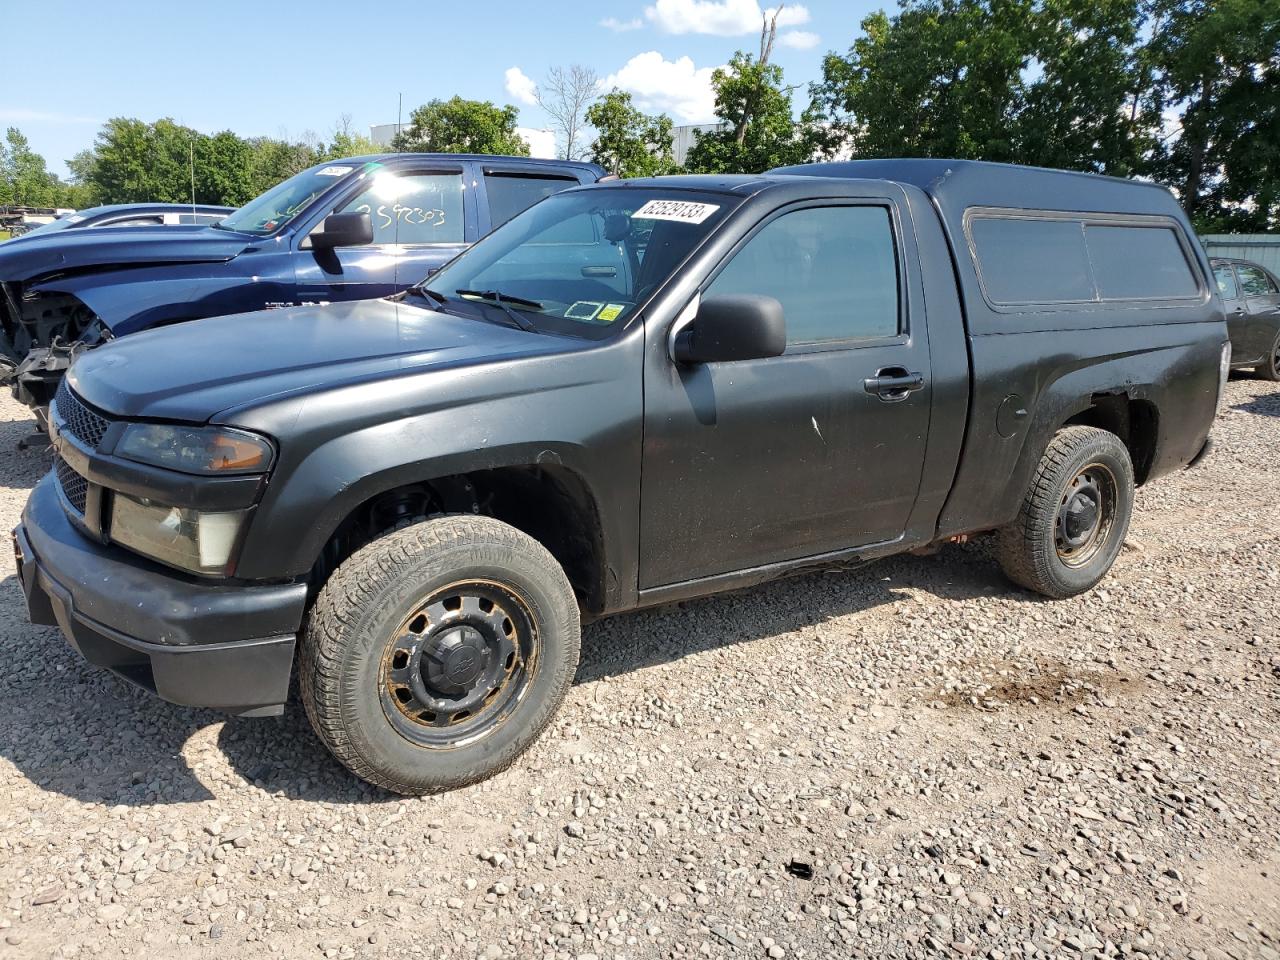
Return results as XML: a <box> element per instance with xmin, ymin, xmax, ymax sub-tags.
<box><xmin>687</xmin><ymin>11</ymin><xmax>819</xmax><ymax>173</ymax></box>
<box><xmin>1013</xmin><ymin>0</ymin><xmax>1156</xmax><ymax>175</ymax></box>
<box><xmin>393</xmin><ymin>97</ymin><xmax>530</xmax><ymax>156</ymax></box>
<box><xmin>1146</xmin><ymin>0</ymin><xmax>1280</xmax><ymax>231</ymax></box>
<box><xmin>245</xmin><ymin>136</ymin><xmax>320</xmax><ymax>198</ymax></box>
<box><xmin>810</xmin><ymin>0</ymin><xmax>1037</xmax><ymax>162</ymax></box>
<box><xmin>322</xmin><ymin>114</ymin><xmax>382</xmax><ymax>161</ymax></box>
<box><xmin>586</xmin><ymin>90</ymin><xmax>678</xmax><ymax>177</ymax></box>
<box><xmin>1</xmin><ymin>128</ymin><xmax>72</xmax><ymax>207</ymax></box>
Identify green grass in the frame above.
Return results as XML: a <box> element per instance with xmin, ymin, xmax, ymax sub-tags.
<box><xmin>0</xmin><ymin>230</ymin><xmax>11</xmax><ymax>242</ymax></box>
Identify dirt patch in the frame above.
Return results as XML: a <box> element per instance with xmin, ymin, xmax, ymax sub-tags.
<box><xmin>938</xmin><ymin>660</ymin><xmax>1140</xmax><ymax>711</ymax></box>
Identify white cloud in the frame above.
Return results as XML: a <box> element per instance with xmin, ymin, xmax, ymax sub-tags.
<box><xmin>604</xmin><ymin>51</ymin><xmax>719</xmax><ymax>123</ymax></box>
<box><xmin>516</xmin><ymin>127</ymin><xmax>557</xmax><ymax>159</ymax></box>
<box><xmin>779</xmin><ymin>29</ymin><xmax>820</xmax><ymax>49</ymax></box>
<box><xmin>600</xmin><ymin>16</ymin><xmax>643</xmax><ymax>31</ymax></box>
<box><xmin>645</xmin><ymin>0</ymin><xmax>809</xmax><ymax>36</ymax></box>
<box><xmin>0</xmin><ymin>108</ymin><xmax>99</xmax><ymax>125</ymax></box>
<box><xmin>504</xmin><ymin>66</ymin><xmax>538</xmax><ymax>107</ymax></box>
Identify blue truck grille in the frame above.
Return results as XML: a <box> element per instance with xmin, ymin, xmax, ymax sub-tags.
<box><xmin>53</xmin><ymin>380</ymin><xmax>110</xmax><ymax>449</ymax></box>
<box><xmin>55</xmin><ymin>455</ymin><xmax>88</xmax><ymax>515</ymax></box>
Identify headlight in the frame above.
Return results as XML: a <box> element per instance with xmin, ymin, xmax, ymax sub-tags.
<box><xmin>110</xmin><ymin>493</ymin><xmax>250</xmax><ymax>575</ymax></box>
<box><xmin>116</xmin><ymin>424</ymin><xmax>274</xmax><ymax>475</ymax></box>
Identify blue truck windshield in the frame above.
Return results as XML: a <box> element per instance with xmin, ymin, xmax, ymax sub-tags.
<box><xmin>425</xmin><ymin>187</ymin><xmax>739</xmax><ymax>339</ymax></box>
<box><xmin>219</xmin><ymin>162</ymin><xmax>371</xmax><ymax>235</ymax></box>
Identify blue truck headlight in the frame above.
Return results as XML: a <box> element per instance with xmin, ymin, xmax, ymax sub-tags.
<box><xmin>116</xmin><ymin>423</ymin><xmax>274</xmax><ymax>475</ymax></box>
<box><xmin>110</xmin><ymin>494</ymin><xmax>250</xmax><ymax>575</ymax></box>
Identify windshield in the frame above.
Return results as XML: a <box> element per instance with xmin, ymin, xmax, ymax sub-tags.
<box><xmin>218</xmin><ymin>162</ymin><xmax>371</xmax><ymax>235</ymax></box>
<box><xmin>424</xmin><ymin>187</ymin><xmax>739</xmax><ymax>339</ymax></box>
<box><xmin>20</xmin><ymin>213</ymin><xmax>85</xmax><ymax>238</ymax></box>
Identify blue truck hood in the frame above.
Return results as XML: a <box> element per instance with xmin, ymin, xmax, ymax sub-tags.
<box><xmin>68</xmin><ymin>297</ymin><xmax>578</xmax><ymax>422</ymax></box>
<box><xmin>0</xmin><ymin>225</ymin><xmax>254</xmax><ymax>283</ymax></box>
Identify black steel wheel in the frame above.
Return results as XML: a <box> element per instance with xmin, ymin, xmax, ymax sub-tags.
<box><xmin>1258</xmin><ymin>330</ymin><xmax>1280</xmax><ymax>382</ymax></box>
<box><xmin>300</xmin><ymin>515</ymin><xmax>580</xmax><ymax>795</ymax></box>
<box><xmin>997</xmin><ymin>426</ymin><xmax>1134</xmax><ymax>598</ymax></box>
<box><xmin>379</xmin><ymin>581</ymin><xmax>538</xmax><ymax>748</ymax></box>
<box><xmin>1053</xmin><ymin>463</ymin><xmax>1119</xmax><ymax>569</ymax></box>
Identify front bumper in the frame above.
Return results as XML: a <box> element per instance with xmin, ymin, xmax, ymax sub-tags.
<box><xmin>15</xmin><ymin>475</ymin><xmax>308</xmax><ymax>717</ymax></box>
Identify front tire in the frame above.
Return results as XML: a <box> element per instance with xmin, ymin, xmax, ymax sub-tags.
<box><xmin>1256</xmin><ymin>330</ymin><xmax>1280</xmax><ymax>381</ymax></box>
<box><xmin>299</xmin><ymin>515</ymin><xmax>580</xmax><ymax>795</ymax></box>
<box><xmin>996</xmin><ymin>426</ymin><xmax>1134</xmax><ymax>599</ymax></box>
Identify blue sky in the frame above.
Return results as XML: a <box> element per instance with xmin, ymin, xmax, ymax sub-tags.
<box><xmin>3</xmin><ymin>0</ymin><xmax>881</xmax><ymax>176</ymax></box>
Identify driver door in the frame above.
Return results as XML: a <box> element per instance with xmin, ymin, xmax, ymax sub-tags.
<box><xmin>294</xmin><ymin>166</ymin><xmax>470</xmax><ymax>303</ymax></box>
<box><xmin>639</xmin><ymin>197</ymin><xmax>933</xmax><ymax>588</ymax></box>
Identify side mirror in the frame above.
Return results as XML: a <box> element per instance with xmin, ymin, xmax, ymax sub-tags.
<box><xmin>673</xmin><ymin>294</ymin><xmax>785</xmax><ymax>364</ymax></box>
<box><xmin>310</xmin><ymin>212</ymin><xmax>374</xmax><ymax>250</ymax></box>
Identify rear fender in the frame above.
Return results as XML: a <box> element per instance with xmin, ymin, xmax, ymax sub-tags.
<box><xmin>937</xmin><ymin>323</ymin><xmax>1223</xmax><ymax>537</ymax></box>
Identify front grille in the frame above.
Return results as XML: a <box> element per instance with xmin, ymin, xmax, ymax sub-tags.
<box><xmin>55</xmin><ymin>455</ymin><xmax>88</xmax><ymax>515</ymax></box>
<box><xmin>53</xmin><ymin>379</ymin><xmax>111</xmax><ymax>449</ymax></box>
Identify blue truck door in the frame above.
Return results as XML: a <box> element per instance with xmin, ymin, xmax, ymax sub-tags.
<box><xmin>471</xmin><ymin>163</ymin><xmax>629</xmax><ymax>294</ymax></box>
<box><xmin>294</xmin><ymin>164</ymin><xmax>470</xmax><ymax>302</ymax></box>
<box><xmin>639</xmin><ymin>195</ymin><xmax>933</xmax><ymax>588</ymax></box>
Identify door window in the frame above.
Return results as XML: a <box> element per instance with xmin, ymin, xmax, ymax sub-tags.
<box><xmin>1213</xmin><ymin>264</ymin><xmax>1239</xmax><ymax>299</ymax></box>
<box><xmin>705</xmin><ymin>205</ymin><xmax>899</xmax><ymax>345</ymax></box>
<box><xmin>1237</xmin><ymin>264</ymin><xmax>1278</xmax><ymax>297</ymax></box>
<box><xmin>484</xmin><ymin>173</ymin><xmax>580</xmax><ymax>229</ymax></box>
<box><xmin>337</xmin><ymin>171</ymin><xmax>464</xmax><ymax>245</ymax></box>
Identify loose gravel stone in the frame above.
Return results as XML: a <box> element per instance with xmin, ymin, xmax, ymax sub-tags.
<box><xmin>0</xmin><ymin>382</ymin><xmax>1277</xmax><ymax>958</ymax></box>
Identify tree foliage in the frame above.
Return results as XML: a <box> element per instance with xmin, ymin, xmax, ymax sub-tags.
<box><xmin>392</xmin><ymin>97</ymin><xmax>530</xmax><ymax>156</ymax></box>
<box><xmin>686</xmin><ymin>12</ymin><xmax>819</xmax><ymax>173</ymax></box>
<box><xmin>62</xmin><ymin>116</ymin><xmax>388</xmax><ymax>209</ymax></box>
<box><xmin>0</xmin><ymin>128</ymin><xmax>85</xmax><ymax>208</ymax></box>
<box><xmin>810</xmin><ymin>0</ymin><xmax>1278</xmax><ymax>230</ymax></box>
<box><xmin>586</xmin><ymin>90</ymin><xmax>678</xmax><ymax>178</ymax></box>
<box><xmin>1145</xmin><ymin>0</ymin><xmax>1280</xmax><ymax>231</ymax></box>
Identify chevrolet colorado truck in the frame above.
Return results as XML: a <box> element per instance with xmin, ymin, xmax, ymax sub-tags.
<box><xmin>15</xmin><ymin>160</ymin><xmax>1228</xmax><ymax>795</ymax></box>
<box><xmin>0</xmin><ymin>154</ymin><xmax>603</xmax><ymax>421</ymax></box>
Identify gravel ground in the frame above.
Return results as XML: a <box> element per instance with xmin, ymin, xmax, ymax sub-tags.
<box><xmin>0</xmin><ymin>377</ymin><xmax>1277</xmax><ymax>960</ymax></box>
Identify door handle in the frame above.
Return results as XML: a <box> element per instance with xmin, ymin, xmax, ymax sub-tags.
<box><xmin>864</xmin><ymin>367</ymin><xmax>925</xmax><ymax>401</ymax></box>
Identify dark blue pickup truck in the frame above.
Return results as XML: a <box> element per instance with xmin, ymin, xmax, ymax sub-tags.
<box><xmin>0</xmin><ymin>153</ymin><xmax>604</xmax><ymax>419</ymax></box>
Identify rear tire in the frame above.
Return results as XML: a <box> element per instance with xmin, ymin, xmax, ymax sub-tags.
<box><xmin>1256</xmin><ymin>330</ymin><xmax>1280</xmax><ymax>381</ymax></box>
<box><xmin>299</xmin><ymin>514</ymin><xmax>580</xmax><ymax>795</ymax></box>
<box><xmin>996</xmin><ymin>426</ymin><xmax>1134</xmax><ymax>599</ymax></box>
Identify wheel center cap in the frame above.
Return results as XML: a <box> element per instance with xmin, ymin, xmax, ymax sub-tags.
<box><xmin>423</xmin><ymin>626</ymin><xmax>489</xmax><ymax>695</ymax></box>
<box><xmin>1063</xmin><ymin>491</ymin><xmax>1099</xmax><ymax>545</ymax></box>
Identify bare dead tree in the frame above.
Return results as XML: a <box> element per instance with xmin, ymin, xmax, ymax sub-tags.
<box><xmin>537</xmin><ymin>65</ymin><xmax>601</xmax><ymax>160</ymax></box>
<box><xmin>735</xmin><ymin>6</ymin><xmax>783</xmax><ymax>147</ymax></box>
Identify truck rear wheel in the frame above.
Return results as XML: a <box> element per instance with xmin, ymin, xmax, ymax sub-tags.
<box><xmin>299</xmin><ymin>515</ymin><xmax>580</xmax><ymax>795</ymax></box>
<box><xmin>996</xmin><ymin>426</ymin><xmax>1134</xmax><ymax>599</ymax></box>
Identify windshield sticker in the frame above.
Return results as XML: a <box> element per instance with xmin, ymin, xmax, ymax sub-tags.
<box><xmin>565</xmin><ymin>301</ymin><xmax>604</xmax><ymax>321</ymax></box>
<box><xmin>65</xmin><ymin>215</ymin><xmax>85</xmax><ymax>224</ymax></box>
<box><xmin>317</xmin><ymin>165</ymin><xmax>354</xmax><ymax>177</ymax></box>
<box><xmin>631</xmin><ymin>200</ymin><xmax>720</xmax><ymax>224</ymax></box>
<box><xmin>597</xmin><ymin>303</ymin><xmax>625</xmax><ymax>323</ymax></box>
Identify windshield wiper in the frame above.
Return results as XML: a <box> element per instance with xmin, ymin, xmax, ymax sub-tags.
<box><xmin>456</xmin><ymin>289</ymin><xmax>544</xmax><ymax>310</ymax></box>
<box><xmin>455</xmin><ymin>289</ymin><xmax>540</xmax><ymax>332</ymax></box>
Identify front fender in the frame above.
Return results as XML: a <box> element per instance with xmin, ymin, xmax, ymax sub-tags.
<box><xmin>226</xmin><ymin>335</ymin><xmax>645</xmax><ymax>611</ymax></box>
<box><xmin>32</xmin><ymin>255</ymin><xmax>295</xmax><ymax>335</ymax></box>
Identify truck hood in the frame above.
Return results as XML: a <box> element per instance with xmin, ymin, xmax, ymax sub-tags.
<box><xmin>0</xmin><ymin>225</ymin><xmax>254</xmax><ymax>282</ymax></box>
<box><xmin>68</xmin><ymin>297</ymin><xmax>575</xmax><ymax>422</ymax></box>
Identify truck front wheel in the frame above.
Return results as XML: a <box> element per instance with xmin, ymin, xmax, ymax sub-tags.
<box><xmin>996</xmin><ymin>426</ymin><xmax>1135</xmax><ymax>599</ymax></box>
<box><xmin>299</xmin><ymin>515</ymin><xmax>581</xmax><ymax>795</ymax></box>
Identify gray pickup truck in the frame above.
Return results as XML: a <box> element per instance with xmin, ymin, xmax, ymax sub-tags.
<box><xmin>16</xmin><ymin>159</ymin><xmax>1227</xmax><ymax>795</ymax></box>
